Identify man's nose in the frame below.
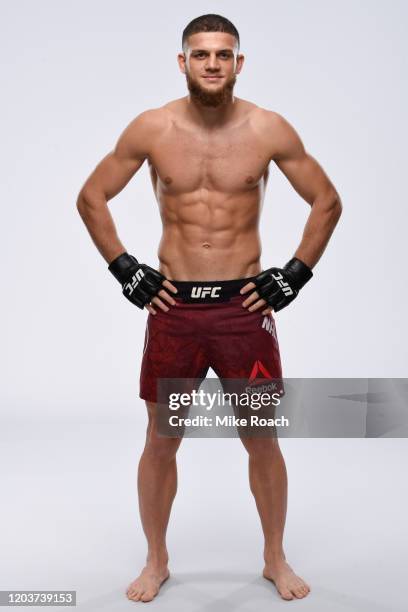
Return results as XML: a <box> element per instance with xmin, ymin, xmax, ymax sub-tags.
<box><xmin>205</xmin><ymin>54</ymin><xmax>220</xmax><ymax>71</ymax></box>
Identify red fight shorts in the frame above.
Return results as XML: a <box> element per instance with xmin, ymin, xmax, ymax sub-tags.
<box><xmin>139</xmin><ymin>277</ymin><xmax>283</xmax><ymax>403</ymax></box>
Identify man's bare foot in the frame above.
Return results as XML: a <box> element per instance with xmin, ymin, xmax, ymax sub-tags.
<box><xmin>126</xmin><ymin>564</ymin><xmax>170</xmax><ymax>603</ymax></box>
<box><xmin>263</xmin><ymin>553</ymin><xmax>310</xmax><ymax>600</ymax></box>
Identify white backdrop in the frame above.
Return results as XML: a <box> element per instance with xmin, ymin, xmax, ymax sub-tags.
<box><xmin>1</xmin><ymin>0</ymin><xmax>407</xmax><ymax>420</ymax></box>
<box><xmin>1</xmin><ymin>1</ymin><xmax>407</xmax><ymax>610</ymax></box>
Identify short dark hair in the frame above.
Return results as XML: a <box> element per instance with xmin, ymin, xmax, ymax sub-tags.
<box><xmin>182</xmin><ymin>14</ymin><xmax>240</xmax><ymax>50</ymax></box>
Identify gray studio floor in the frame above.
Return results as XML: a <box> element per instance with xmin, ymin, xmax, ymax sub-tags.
<box><xmin>1</xmin><ymin>417</ymin><xmax>407</xmax><ymax>612</ymax></box>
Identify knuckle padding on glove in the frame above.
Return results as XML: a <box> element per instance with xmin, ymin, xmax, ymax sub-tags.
<box><xmin>254</xmin><ymin>270</ymin><xmax>271</xmax><ymax>285</ymax></box>
<box><xmin>140</xmin><ymin>269</ymin><xmax>165</xmax><ymax>295</ymax></box>
<box><xmin>128</xmin><ymin>285</ymin><xmax>150</xmax><ymax>303</ymax></box>
<box><xmin>139</xmin><ymin>277</ymin><xmax>157</xmax><ymax>295</ymax></box>
<box><xmin>130</xmin><ymin>295</ymin><xmax>147</xmax><ymax>309</ymax></box>
<box><xmin>257</xmin><ymin>280</ymin><xmax>276</xmax><ymax>299</ymax></box>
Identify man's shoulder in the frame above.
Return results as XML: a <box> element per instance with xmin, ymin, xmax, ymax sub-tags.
<box><xmin>247</xmin><ymin>104</ymin><xmax>289</xmax><ymax>132</ymax></box>
<box><xmin>246</xmin><ymin>105</ymin><xmax>301</xmax><ymax>153</ymax></box>
<box><xmin>124</xmin><ymin>98</ymin><xmax>186</xmax><ymax>134</ymax></box>
<box><xmin>124</xmin><ymin>105</ymin><xmax>172</xmax><ymax>133</ymax></box>
<box><xmin>115</xmin><ymin>104</ymin><xmax>177</xmax><ymax>158</ymax></box>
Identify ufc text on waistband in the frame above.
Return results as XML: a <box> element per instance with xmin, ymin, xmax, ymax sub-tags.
<box><xmin>172</xmin><ymin>278</ymin><xmax>256</xmax><ymax>303</ymax></box>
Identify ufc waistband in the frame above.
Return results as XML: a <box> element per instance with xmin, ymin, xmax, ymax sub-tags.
<box><xmin>172</xmin><ymin>277</ymin><xmax>257</xmax><ymax>303</ymax></box>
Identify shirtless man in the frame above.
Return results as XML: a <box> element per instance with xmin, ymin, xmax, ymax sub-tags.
<box><xmin>77</xmin><ymin>14</ymin><xmax>342</xmax><ymax>603</ymax></box>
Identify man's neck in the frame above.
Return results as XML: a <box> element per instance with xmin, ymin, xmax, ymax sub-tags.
<box><xmin>185</xmin><ymin>95</ymin><xmax>239</xmax><ymax>129</ymax></box>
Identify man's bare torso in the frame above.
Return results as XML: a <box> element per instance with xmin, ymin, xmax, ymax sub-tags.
<box><xmin>146</xmin><ymin>97</ymin><xmax>273</xmax><ymax>280</ymax></box>
<box><xmin>78</xmin><ymin>91</ymin><xmax>337</xmax><ymax>285</ymax></box>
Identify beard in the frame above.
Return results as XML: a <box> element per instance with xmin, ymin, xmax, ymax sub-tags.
<box><xmin>185</xmin><ymin>71</ymin><xmax>236</xmax><ymax>108</ymax></box>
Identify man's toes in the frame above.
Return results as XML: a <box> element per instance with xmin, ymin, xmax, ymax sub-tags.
<box><xmin>293</xmin><ymin>584</ymin><xmax>309</xmax><ymax>598</ymax></box>
<box><xmin>140</xmin><ymin>590</ymin><xmax>156</xmax><ymax>602</ymax></box>
<box><xmin>128</xmin><ymin>588</ymin><xmax>142</xmax><ymax>601</ymax></box>
<box><xmin>135</xmin><ymin>590</ymin><xmax>145</xmax><ymax>601</ymax></box>
<box><xmin>279</xmin><ymin>588</ymin><xmax>294</xmax><ymax>600</ymax></box>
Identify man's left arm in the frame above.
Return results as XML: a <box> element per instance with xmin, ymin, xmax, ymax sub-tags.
<box><xmin>271</xmin><ymin>112</ymin><xmax>342</xmax><ymax>268</ymax></box>
<box><xmin>241</xmin><ymin>112</ymin><xmax>342</xmax><ymax>313</ymax></box>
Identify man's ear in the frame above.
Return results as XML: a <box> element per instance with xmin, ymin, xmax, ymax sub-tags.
<box><xmin>177</xmin><ymin>52</ymin><xmax>186</xmax><ymax>74</ymax></box>
<box><xmin>235</xmin><ymin>53</ymin><xmax>245</xmax><ymax>75</ymax></box>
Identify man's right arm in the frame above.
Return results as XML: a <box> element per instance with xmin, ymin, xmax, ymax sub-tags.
<box><xmin>77</xmin><ymin>109</ymin><xmax>178</xmax><ymax>313</ymax></box>
<box><xmin>76</xmin><ymin>110</ymin><xmax>159</xmax><ymax>263</ymax></box>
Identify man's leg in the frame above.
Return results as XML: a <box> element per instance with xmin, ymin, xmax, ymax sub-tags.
<box><xmin>240</xmin><ymin>435</ymin><xmax>311</xmax><ymax>600</ymax></box>
<box><xmin>127</xmin><ymin>401</ymin><xmax>183</xmax><ymax>602</ymax></box>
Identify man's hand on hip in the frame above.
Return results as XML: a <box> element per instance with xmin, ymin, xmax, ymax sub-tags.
<box><xmin>108</xmin><ymin>252</ymin><xmax>178</xmax><ymax>315</ymax></box>
<box><xmin>240</xmin><ymin>258</ymin><xmax>313</xmax><ymax>314</ymax></box>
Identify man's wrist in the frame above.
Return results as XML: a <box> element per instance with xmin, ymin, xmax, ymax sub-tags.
<box><xmin>108</xmin><ymin>252</ymin><xmax>139</xmax><ymax>284</ymax></box>
<box><xmin>283</xmin><ymin>257</ymin><xmax>313</xmax><ymax>290</ymax></box>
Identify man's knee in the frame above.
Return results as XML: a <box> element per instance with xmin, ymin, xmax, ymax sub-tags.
<box><xmin>144</xmin><ymin>401</ymin><xmax>182</xmax><ymax>461</ymax></box>
<box><xmin>145</xmin><ymin>426</ymin><xmax>181</xmax><ymax>459</ymax></box>
<box><xmin>241</xmin><ymin>435</ymin><xmax>281</xmax><ymax>459</ymax></box>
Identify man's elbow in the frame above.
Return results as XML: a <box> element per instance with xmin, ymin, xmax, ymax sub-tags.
<box><xmin>321</xmin><ymin>189</ymin><xmax>342</xmax><ymax>224</ymax></box>
<box><xmin>76</xmin><ymin>188</ymin><xmax>103</xmax><ymax>220</ymax></box>
<box><xmin>331</xmin><ymin>192</ymin><xmax>343</xmax><ymax>223</ymax></box>
<box><xmin>76</xmin><ymin>191</ymin><xmax>88</xmax><ymax>219</ymax></box>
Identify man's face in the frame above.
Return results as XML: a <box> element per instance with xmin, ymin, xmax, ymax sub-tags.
<box><xmin>178</xmin><ymin>32</ymin><xmax>244</xmax><ymax>107</ymax></box>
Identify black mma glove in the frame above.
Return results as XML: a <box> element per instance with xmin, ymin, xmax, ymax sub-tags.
<box><xmin>254</xmin><ymin>257</ymin><xmax>313</xmax><ymax>312</ymax></box>
<box><xmin>108</xmin><ymin>252</ymin><xmax>166</xmax><ymax>309</ymax></box>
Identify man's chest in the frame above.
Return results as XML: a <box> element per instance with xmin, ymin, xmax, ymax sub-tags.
<box><xmin>148</xmin><ymin>124</ymin><xmax>271</xmax><ymax>193</ymax></box>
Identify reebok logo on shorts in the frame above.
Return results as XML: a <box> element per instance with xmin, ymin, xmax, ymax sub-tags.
<box><xmin>246</xmin><ymin>360</ymin><xmax>281</xmax><ymax>395</ymax></box>
<box><xmin>249</xmin><ymin>359</ymin><xmax>273</xmax><ymax>384</ymax></box>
